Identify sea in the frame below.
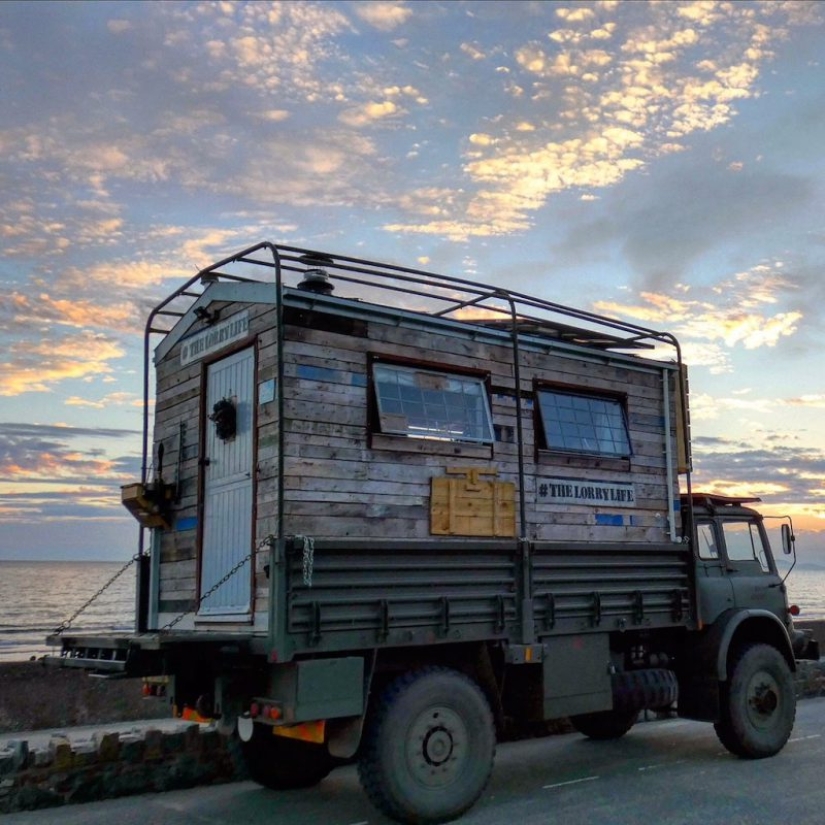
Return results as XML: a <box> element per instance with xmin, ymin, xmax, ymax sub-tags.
<box><xmin>1</xmin><ymin>559</ymin><xmax>825</xmax><ymax>663</ymax></box>
<box><xmin>0</xmin><ymin>560</ymin><xmax>137</xmax><ymax>663</ymax></box>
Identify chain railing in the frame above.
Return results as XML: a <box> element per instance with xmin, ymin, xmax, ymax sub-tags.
<box><xmin>52</xmin><ymin>554</ymin><xmax>140</xmax><ymax>635</ymax></box>
<box><xmin>159</xmin><ymin>535</ymin><xmax>277</xmax><ymax>632</ymax></box>
<box><xmin>52</xmin><ymin>533</ymin><xmax>311</xmax><ymax>636</ymax></box>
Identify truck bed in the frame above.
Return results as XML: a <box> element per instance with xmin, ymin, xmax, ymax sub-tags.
<box><xmin>48</xmin><ymin>538</ymin><xmax>693</xmax><ymax>673</ymax></box>
<box><xmin>280</xmin><ymin>537</ymin><xmax>693</xmax><ymax>657</ymax></box>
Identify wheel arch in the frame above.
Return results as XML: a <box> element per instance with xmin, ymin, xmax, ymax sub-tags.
<box><xmin>694</xmin><ymin>609</ymin><xmax>795</xmax><ymax>682</ymax></box>
<box><xmin>369</xmin><ymin>642</ymin><xmax>505</xmax><ymax>729</ymax></box>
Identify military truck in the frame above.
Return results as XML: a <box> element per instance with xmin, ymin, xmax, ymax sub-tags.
<box><xmin>48</xmin><ymin>242</ymin><xmax>818</xmax><ymax>824</ymax></box>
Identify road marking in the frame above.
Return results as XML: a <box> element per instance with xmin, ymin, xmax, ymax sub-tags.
<box><xmin>789</xmin><ymin>734</ymin><xmax>822</xmax><ymax>743</ymax></box>
<box><xmin>638</xmin><ymin>760</ymin><xmax>686</xmax><ymax>771</ymax></box>
<box><xmin>543</xmin><ymin>775</ymin><xmax>599</xmax><ymax>790</ymax></box>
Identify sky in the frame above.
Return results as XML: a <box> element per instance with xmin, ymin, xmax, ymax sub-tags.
<box><xmin>1</xmin><ymin>0</ymin><xmax>824</xmax><ymax>562</ymax></box>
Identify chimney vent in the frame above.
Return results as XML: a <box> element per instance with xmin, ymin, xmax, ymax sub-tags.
<box><xmin>297</xmin><ymin>268</ymin><xmax>334</xmax><ymax>295</ymax></box>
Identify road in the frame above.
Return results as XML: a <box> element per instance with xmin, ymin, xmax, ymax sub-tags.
<box><xmin>6</xmin><ymin>698</ymin><xmax>825</xmax><ymax>825</ymax></box>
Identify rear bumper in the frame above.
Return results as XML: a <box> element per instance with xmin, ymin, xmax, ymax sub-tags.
<box><xmin>45</xmin><ymin>631</ymin><xmax>265</xmax><ymax>676</ymax></box>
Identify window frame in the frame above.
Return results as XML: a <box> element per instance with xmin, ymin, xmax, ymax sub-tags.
<box><xmin>535</xmin><ymin>384</ymin><xmax>632</xmax><ymax>460</ymax></box>
<box><xmin>696</xmin><ymin>521</ymin><xmax>720</xmax><ymax>561</ymax></box>
<box><xmin>368</xmin><ymin>356</ymin><xmax>495</xmax><ymax>447</ymax></box>
<box><xmin>720</xmin><ymin>518</ymin><xmax>772</xmax><ymax>573</ymax></box>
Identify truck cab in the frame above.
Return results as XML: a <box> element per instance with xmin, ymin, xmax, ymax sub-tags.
<box><xmin>688</xmin><ymin>493</ymin><xmax>788</xmax><ymax>624</ymax></box>
<box><xmin>685</xmin><ymin>492</ymin><xmax>815</xmax><ymax>659</ymax></box>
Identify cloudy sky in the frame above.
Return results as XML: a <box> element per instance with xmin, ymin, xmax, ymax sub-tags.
<box><xmin>1</xmin><ymin>0</ymin><xmax>824</xmax><ymax>561</ymax></box>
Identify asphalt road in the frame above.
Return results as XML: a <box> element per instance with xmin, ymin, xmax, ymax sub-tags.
<box><xmin>6</xmin><ymin>698</ymin><xmax>825</xmax><ymax>825</ymax></box>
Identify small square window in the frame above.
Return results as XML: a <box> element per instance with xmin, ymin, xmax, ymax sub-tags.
<box><xmin>538</xmin><ymin>389</ymin><xmax>631</xmax><ymax>457</ymax></box>
<box><xmin>373</xmin><ymin>364</ymin><xmax>494</xmax><ymax>444</ymax></box>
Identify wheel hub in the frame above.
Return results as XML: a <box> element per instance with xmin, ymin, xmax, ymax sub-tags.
<box><xmin>747</xmin><ymin>672</ymin><xmax>780</xmax><ymax>727</ymax></box>
<box><xmin>423</xmin><ymin>726</ymin><xmax>453</xmax><ymax>766</ymax></box>
<box><xmin>750</xmin><ymin>682</ymin><xmax>778</xmax><ymax>715</ymax></box>
<box><xmin>407</xmin><ymin>707</ymin><xmax>467</xmax><ymax>788</ymax></box>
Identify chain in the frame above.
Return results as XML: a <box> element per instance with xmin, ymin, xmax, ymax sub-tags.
<box><xmin>159</xmin><ymin>535</ymin><xmax>275</xmax><ymax>632</ymax></box>
<box><xmin>53</xmin><ymin>554</ymin><xmax>140</xmax><ymax>635</ymax></box>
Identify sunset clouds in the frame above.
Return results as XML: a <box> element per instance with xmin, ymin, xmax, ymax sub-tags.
<box><xmin>0</xmin><ymin>0</ymin><xmax>823</xmax><ymax>557</ymax></box>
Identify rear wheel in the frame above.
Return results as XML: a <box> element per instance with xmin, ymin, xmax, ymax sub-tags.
<box><xmin>358</xmin><ymin>667</ymin><xmax>496</xmax><ymax>824</ymax></box>
<box><xmin>570</xmin><ymin>709</ymin><xmax>638</xmax><ymax>740</ymax></box>
<box><xmin>714</xmin><ymin>643</ymin><xmax>795</xmax><ymax>759</ymax></box>
<box><xmin>241</xmin><ymin>729</ymin><xmax>335</xmax><ymax>790</ymax></box>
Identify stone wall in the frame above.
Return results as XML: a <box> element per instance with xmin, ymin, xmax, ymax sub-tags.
<box><xmin>0</xmin><ymin>724</ymin><xmax>244</xmax><ymax>813</ymax></box>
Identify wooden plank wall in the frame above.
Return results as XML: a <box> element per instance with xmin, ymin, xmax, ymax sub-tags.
<box><xmin>278</xmin><ymin>310</ymin><xmax>678</xmax><ymax>545</ymax></box>
<box><xmin>151</xmin><ymin>295</ymin><xmax>679</xmax><ymax>627</ymax></box>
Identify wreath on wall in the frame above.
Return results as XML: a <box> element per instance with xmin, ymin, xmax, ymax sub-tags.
<box><xmin>210</xmin><ymin>397</ymin><xmax>237</xmax><ymax>441</ymax></box>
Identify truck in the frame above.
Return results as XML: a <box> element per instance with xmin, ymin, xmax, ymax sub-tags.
<box><xmin>48</xmin><ymin>242</ymin><xmax>819</xmax><ymax>824</ymax></box>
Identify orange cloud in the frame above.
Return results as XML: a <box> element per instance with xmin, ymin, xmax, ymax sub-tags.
<box><xmin>0</xmin><ymin>332</ymin><xmax>124</xmax><ymax>396</ymax></box>
<box><xmin>6</xmin><ymin>291</ymin><xmax>140</xmax><ymax>334</ymax></box>
<box><xmin>593</xmin><ymin>264</ymin><xmax>801</xmax><ymax>373</ymax></box>
<box><xmin>65</xmin><ymin>392</ymin><xmax>138</xmax><ymax>409</ymax></box>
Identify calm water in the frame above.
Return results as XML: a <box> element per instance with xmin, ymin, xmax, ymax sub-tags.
<box><xmin>0</xmin><ymin>560</ymin><xmax>137</xmax><ymax>663</ymax></box>
<box><xmin>787</xmin><ymin>568</ymin><xmax>825</xmax><ymax>621</ymax></box>
<box><xmin>0</xmin><ymin>560</ymin><xmax>823</xmax><ymax>663</ymax></box>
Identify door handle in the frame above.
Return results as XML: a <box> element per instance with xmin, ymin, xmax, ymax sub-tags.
<box><xmin>199</xmin><ymin>458</ymin><xmax>211</xmax><ymax>467</ymax></box>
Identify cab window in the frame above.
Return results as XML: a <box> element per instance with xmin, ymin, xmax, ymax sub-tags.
<box><xmin>722</xmin><ymin>520</ymin><xmax>770</xmax><ymax>572</ymax></box>
<box><xmin>696</xmin><ymin>522</ymin><xmax>719</xmax><ymax>560</ymax></box>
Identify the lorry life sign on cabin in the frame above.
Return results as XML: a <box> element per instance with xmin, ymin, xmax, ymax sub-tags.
<box><xmin>180</xmin><ymin>310</ymin><xmax>249</xmax><ymax>365</ymax></box>
<box><xmin>538</xmin><ymin>477</ymin><xmax>637</xmax><ymax>507</ymax></box>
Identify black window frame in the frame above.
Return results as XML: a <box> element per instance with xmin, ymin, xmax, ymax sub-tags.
<box><xmin>720</xmin><ymin>518</ymin><xmax>772</xmax><ymax>573</ymax></box>
<box><xmin>535</xmin><ymin>384</ymin><xmax>632</xmax><ymax>459</ymax></box>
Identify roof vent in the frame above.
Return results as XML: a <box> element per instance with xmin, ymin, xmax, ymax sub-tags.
<box><xmin>297</xmin><ymin>268</ymin><xmax>334</xmax><ymax>295</ymax></box>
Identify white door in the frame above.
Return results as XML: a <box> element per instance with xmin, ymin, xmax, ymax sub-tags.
<box><xmin>200</xmin><ymin>347</ymin><xmax>255</xmax><ymax>617</ymax></box>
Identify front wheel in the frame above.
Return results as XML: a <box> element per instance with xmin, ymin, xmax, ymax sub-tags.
<box><xmin>714</xmin><ymin>643</ymin><xmax>796</xmax><ymax>759</ymax></box>
<box><xmin>358</xmin><ymin>667</ymin><xmax>496</xmax><ymax>825</ymax></box>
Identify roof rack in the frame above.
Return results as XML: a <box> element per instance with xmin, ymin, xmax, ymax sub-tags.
<box><xmin>136</xmin><ymin>241</ymin><xmax>691</xmax><ymax>554</ymax></box>
<box><xmin>688</xmin><ymin>492</ymin><xmax>762</xmax><ymax>509</ymax></box>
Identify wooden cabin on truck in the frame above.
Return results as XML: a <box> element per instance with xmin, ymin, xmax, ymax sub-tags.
<box><xmin>48</xmin><ymin>242</ymin><xmax>817</xmax><ymax>825</ymax></box>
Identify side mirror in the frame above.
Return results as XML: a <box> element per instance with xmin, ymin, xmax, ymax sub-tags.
<box><xmin>781</xmin><ymin>523</ymin><xmax>794</xmax><ymax>555</ymax></box>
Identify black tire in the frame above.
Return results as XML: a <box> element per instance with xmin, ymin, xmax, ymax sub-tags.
<box><xmin>570</xmin><ymin>708</ymin><xmax>638</xmax><ymax>740</ymax></box>
<box><xmin>241</xmin><ymin>730</ymin><xmax>335</xmax><ymax>790</ymax></box>
<box><xmin>358</xmin><ymin>667</ymin><xmax>496</xmax><ymax>824</ymax></box>
<box><xmin>714</xmin><ymin>643</ymin><xmax>796</xmax><ymax>759</ymax></box>
<box><xmin>612</xmin><ymin>668</ymin><xmax>678</xmax><ymax>712</ymax></box>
